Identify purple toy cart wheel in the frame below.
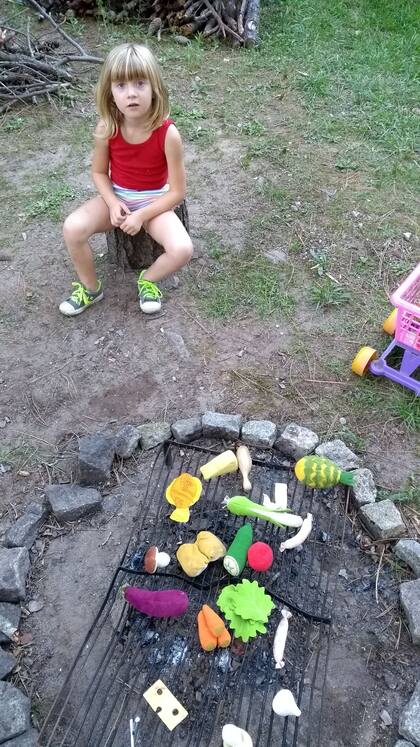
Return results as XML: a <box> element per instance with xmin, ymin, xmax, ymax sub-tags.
<box><xmin>369</xmin><ymin>338</ymin><xmax>420</xmax><ymax>395</ymax></box>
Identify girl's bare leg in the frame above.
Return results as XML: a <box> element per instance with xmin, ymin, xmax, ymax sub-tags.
<box><xmin>142</xmin><ymin>210</ymin><xmax>193</xmax><ymax>282</ymax></box>
<box><xmin>63</xmin><ymin>196</ymin><xmax>113</xmax><ymax>291</ymax></box>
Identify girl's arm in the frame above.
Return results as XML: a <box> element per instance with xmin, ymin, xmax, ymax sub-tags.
<box><xmin>139</xmin><ymin>125</ymin><xmax>187</xmax><ymax>223</ymax></box>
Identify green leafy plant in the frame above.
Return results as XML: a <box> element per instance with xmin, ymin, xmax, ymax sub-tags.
<box><xmin>310</xmin><ymin>279</ymin><xmax>351</xmax><ymax>308</ymax></box>
<box><xmin>217</xmin><ymin>580</ymin><xmax>275</xmax><ymax>642</ymax></box>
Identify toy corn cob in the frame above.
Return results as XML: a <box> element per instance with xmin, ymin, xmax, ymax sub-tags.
<box><xmin>294</xmin><ymin>456</ymin><xmax>354</xmax><ymax>488</ymax></box>
<box><xmin>223</xmin><ymin>523</ymin><xmax>253</xmax><ymax>577</ymax></box>
<box><xmin>200</xmin><ymin>450</ymin><xmax>238</xmax><ymax>480</ymax></box>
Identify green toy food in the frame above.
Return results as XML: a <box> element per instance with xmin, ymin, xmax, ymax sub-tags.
<box><xmin>225</xmin><ymin>496</ymin><xmax>303</xmax><ymax>529</ymax></box>
<box><xmin>217</xmin><ymin>580</ymin><xmax>275</xmax><ymax>642</ymax></box>
<box><xmin>294</xmin><ymin>456</ymin><xmax>354</xmax><ymax>488</ymax></box>
<box><xmin>223</xmin><ymin>524</ymin><xmax>253</xmax><ymax>577</ymax></box>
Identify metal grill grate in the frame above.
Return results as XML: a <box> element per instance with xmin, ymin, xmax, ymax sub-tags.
<box><xmin>40</xmin><ymin>441</ymin><xmax>347</xmax><ymax>746</ymax></box>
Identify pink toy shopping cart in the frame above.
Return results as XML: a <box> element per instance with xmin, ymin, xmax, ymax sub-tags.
<box><xmin>352</xmin><ymin>262</ymin><xmax>420</xmax><ymax>395</ymax></box>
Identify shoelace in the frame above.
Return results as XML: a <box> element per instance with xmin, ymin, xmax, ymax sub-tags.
<box><xmin>138</xmin><ymin>277</ymin><xmax>162</xmax><ymax>299</ymax></box>
<box><xmin>70</xmin><ymin>281</ymin><xmax>93</xmax><ymax>305</ymax></box>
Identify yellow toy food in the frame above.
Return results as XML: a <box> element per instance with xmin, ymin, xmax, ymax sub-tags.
<box><xmin>196</xmin><ymin>531</ymin><xmax>226</xmax><ymax>562</ymax></box>
<box><xmin>177</xmin><ymin>531</ymin><xmax>226</xmax><ymax>577</ymax></box>
<box><xmin>176</xmin><ymin>543</ymin><xmax>208</xmax><ymax>577</ymax></box>
<box><xmin>165</xmin><ymin>473</ymin><xmax>202</xmax><ymax>522</ymax></box>
<box><xmin>200</xmin><ymin>450</ymin><xmax>238</xmax><ymax>480</ymax></box>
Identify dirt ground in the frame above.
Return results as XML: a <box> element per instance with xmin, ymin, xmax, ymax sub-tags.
<box><xmin>0</xmin><ymin>7</ymin><xmax>419</xmax><ymax>746</ymax></box>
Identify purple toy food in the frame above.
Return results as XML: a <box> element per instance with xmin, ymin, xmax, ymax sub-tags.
<box><xmin>124</xmin><ymin>587</ymin><xmax>189</xmax><ymax>618</ymax></box>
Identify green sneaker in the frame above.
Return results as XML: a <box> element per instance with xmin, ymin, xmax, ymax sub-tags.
<box><xmin>137</xmin><ymin>271</ymin><xmax>162</xmax><ymax>314</ymax></box>
<box><xmin>59</xmin><ymin>281</ymin><xmax>103</xmax><ymax>316</ymax></box>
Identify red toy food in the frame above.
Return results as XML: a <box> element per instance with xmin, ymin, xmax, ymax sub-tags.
<box><xmin>247</xmin><ymin>542</ymin><xmax>274</xmax><ymax>572</ymax></box>
<box><xmin>124</xmin><ymin>587</ymin><xmax>189</xmax><ymax>617</ymax></box>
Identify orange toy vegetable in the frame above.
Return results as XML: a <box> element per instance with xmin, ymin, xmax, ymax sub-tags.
<box><xmin>202</xmin><ymin>604</ymin><xmax>225</xmax><ymax>637</ymax></box>
<box><xmin>217</xmin><ymin>628</ymin><xmax>232</xmax><ymax>649</ymax></box>
<box><xmin>197</xmin><ymin>610</ymin><xmax>217</xmax><ymax>651</ymax></box>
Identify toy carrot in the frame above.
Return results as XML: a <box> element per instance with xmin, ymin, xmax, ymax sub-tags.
<box><xmin>217</xmin><ymin>627</ymin><xmax>232</xmax><ymax>648</ymax></box>
<box><xmin>197</xmin><ymin>610</ymin><xmax>217</xmax><ymax>651</ymax></box>
<box><xmin>202</xmin><ymin>604</ymin><xmax>226</xmax><ymax>637</ymax></box>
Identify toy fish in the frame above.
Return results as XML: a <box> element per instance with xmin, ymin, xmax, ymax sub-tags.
<box><xmin>165</xmin><ymin>473</ymin><xmax>202</xmax><ymax>522</ymax></box>
<box><xmin>294</xmin><ymin>456</ymin><xmax>354</xmax><ymax>488</ymax></box>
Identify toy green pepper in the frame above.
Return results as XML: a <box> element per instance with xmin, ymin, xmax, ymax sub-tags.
<box><xmin>223</xmin><ymin>523</ymin><xmax>253</xmax><ymax>577</ymax></box>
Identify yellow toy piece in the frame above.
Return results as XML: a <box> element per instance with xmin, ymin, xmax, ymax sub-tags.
<box><xmin>165</xmin><ymin>473</ymin><xmax>202</xmax><ymax>522</ymax></box>
<box><xmin>200</xmin><ymin>450</ymin><xmax>238</xmax><ymax>481</ymax></box>
<box><xmin>196</xmin><ymin>531</ymin><xmax>226</xmax><ymax>561</ymax></box>
<box><xmin>351</xmin><ymin>346</ymin><xmax>378</xmax><ymax>377</ymax></box>
<box><xmin>176</xmin><ymin>543</ymin><xmax>209</xmax><ymax>577</ymax></box>
<box><xmin>383</xmin><ymin>308</ymin><xmax>397</xmax><ymax>335</ymax></box>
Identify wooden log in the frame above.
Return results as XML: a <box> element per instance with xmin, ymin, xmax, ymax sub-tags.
<box><xmin>106</xmin><ymin>200</ymin><xmax>189</xmax><ymax>271</ymax></box>
<box><xmin>243</xmin><ymin>0</ymin><xmax>259</xmax><ymax>46</ymax></box>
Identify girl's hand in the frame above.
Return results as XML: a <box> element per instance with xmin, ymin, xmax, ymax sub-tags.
<box><xmin>109</xmin><ymin>200</ymin><xmax>130</xmax><ymax>227</ymax></box>
<box><xmin>120</xmin><ymin>212</ymin><xmax>143</xmax><ymax>236</ymax></box>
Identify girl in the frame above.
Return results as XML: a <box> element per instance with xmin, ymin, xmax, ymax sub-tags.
<box><xmin>59</xmin><ymin>43</ymin><xmax>193</xmax><ymax>316</ymax></box>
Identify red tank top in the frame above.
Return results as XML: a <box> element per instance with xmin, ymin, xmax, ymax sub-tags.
<box><xmin>109</xmin><ymin>118</ymin><xmax>174</xmax><ymax>190</ymax></box>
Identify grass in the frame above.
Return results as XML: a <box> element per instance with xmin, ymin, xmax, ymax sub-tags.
<box><xmin>379</xmin><ymin>476</ymin><xmax>420</xmax><ymax>509</ymax></box>
<box><xmin>26</xmin><ymin>179</ymin><xmax>77</xmax><ymax>222</ymax></box>
<box><xmin>0</xmin><ymin>438</ymin><xmax>47</xmax><ymax>471</ymax></box>
<box><xmin>310</xmin><ymin>279</ymin><xmax>351</xmax><ymax>308</ymax></box>
<box><xmin>190</xmin><ymin>252</ymin><xmax>296</xmax><ymax>320</ymax></box>
<box><xmin>349</xmin><ymin>379</ymin><xmax>420</xmax><ymax>432</ymax></box>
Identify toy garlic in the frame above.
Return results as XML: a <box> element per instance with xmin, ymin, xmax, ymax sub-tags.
<box><xmin>272</xmin><ymin>689</ymin><xmax>301</xmax><ymax>718</ymax></box>
<box><xmin>236</xmin><ymin>445</ymin><xmax>252</xmax><ymax>492</ymax></box>
<box><xmin>222</xmin><ymin>723</ymin><xmax>253</xmax><ymax>747</ymax></box>
<box><xmin>273</xmin><ymin>608</ymin><xmax>292</xmax><ymax>669</ymax></box>
<box><xmin>280</xmin><ymin>513</ymin><xmax>313</xmax><ymax>552</ymax></box>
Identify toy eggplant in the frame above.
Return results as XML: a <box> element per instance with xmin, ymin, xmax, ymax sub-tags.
<box><xmin>124</xmin><ymin>588</ymin><xmax>189</xmax><ymax>618</ymax></box>
<box><xmin>294</xmin><ymin>456</ymin><xmax>354</xmax><ymax>488</ymax></box>
<box><xmin>200</xmin><ymin>450</ymin><xmax>238</xmax><ymax>480</ymax></box>
<box><xmin>223</xmin><ymin>523</ymin><xmax>253</xmax><ymax>577</ymax></box>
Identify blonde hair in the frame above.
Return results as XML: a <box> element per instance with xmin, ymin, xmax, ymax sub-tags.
<box><xmin>95</xmin><ymin>43</ymin><xmax>169</xmax><ymax>138</ymax></box>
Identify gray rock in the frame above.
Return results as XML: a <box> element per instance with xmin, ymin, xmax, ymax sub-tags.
<box><xmin>4</xmin><ymin>503</ymin><xmax>48</xmax><ymax>550</ymax></box>
<box><xmin>0</xmin><ymin>681</ymin><xmax>30</xmax><ymax>742</ymax></box>
<box><xmin>0</xmin><ymin>602</ymin><xmax>20</xmax><ymax>643</ymax></box>
<box><xmin>359</xmin><ymin>500</ymin><xmax>405</xmax><ymax>540</ymax></box>
<box><xmin>0</xmin><ymin>647</ymin><xmax>16</xmax><ymax>679</ymax></box>
<box><xmin>202</xmin><ymin>412</ymin><xmax>243</xmax><ymax>440</ymax></box>
<box><xmin>171</xmin><ymin>416</ymin><xmax>202</xmax><ymax>443</ymax></box>
<box><xmin>137</xmin><ymin>422</ymin><xmax>172</xmax><ymax>450</ymax></box>
<box><xmin>165</xmin><ymin>330</ymin><xmax>190</xmax><ymax>360</ymax></box>
<box><xmin>241</xmin><ymin>420</ymin><xmax>277</xmax><ymax>448</ymax></box>
<box><xmin>0</xmin><ymin>548</ymin><xmax>30</xmax><ymax>602</ymax></box>
<box><xmin>3</xmin><ymin>729</ymin><xmax>39</xmax><ymax>746</ymax></box>
<box><xmin>400</xmin><ymin>580</ymin><xmax>420</xmax><ymax>645</ymax></box>
<box><xmin>400</xmin><ymin>682</ymin><xmax>420</xmax><ymax>745</ymax></box>
<box><xmin>380</xmin><ymin>709</ymin><xmax>392</xmax><ymax>726</ymax></box>
<box><xmin>351</xmin><ymin>469</ymin><xmax>377</xmax><ymax>508</ymax></box>
<box><xmin>395</xmin><ymin>742</ymin><xmax>415</xmax><ymax>747</ymax></box>
<box><xmin>315</xmin><ymin>439</ymin><xmax>361</xmax><ymax>469</ymax></box>
<box><xmin>275</xmin><ymin>423</ymin><xmax>319</xmax><ymax>458</ymax></box>
<box><xmin>114</xmin><ymin>425</ymin><xmax>140</xmax><ymax>459</ymax></box>
<box><xmin>263</xmin><ymin>248</ymin><xmax>288</xmax><ymax>264</ymax></box>
<box><xmin>395</xmin><ymin>540</ymin><xmax>420</xmax><ymax>578</ymax></box>
<box><xmin>45</xmin><ymin>485</ymin><xmax>102</xmax><ymax>522</ymax></box>
<box><xmin>78</xmin><ymin>433</ymin><xmax>115</xmax><ymax>485</ymax></box>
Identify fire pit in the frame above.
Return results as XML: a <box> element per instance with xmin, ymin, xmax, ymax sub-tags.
<box><xmin>40</xmin><ymin>440</ymin><xmax>347</xmax><ymax>746</ymax></box>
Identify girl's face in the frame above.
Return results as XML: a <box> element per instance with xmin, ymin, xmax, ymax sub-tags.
<box><xmin>111</xmin><ymin>77</ymin><xmax>153</xmax><ymax>121</ymax></box>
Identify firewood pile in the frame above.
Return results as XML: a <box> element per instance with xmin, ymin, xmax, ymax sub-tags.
<box><xmin>0</xmin><ymin>0</ymin><xmax>102</xmax><ymax>114</ymax></box>
<box><xmin>39</xmin><ymin>0</ymin><xmax>260</xmax><ymax>45</ymax></box>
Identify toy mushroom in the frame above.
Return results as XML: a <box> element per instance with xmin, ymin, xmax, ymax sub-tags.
<box><xmin>144</xmin><ymin>546</ymin><xmax>171</xmax><ymax>574</ymax></box>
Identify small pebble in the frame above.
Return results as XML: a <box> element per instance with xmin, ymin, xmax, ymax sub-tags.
<box><xmin>380</xmin><ymin>709</ymin><xmax>392</xmax><ymax>726</ymax></box>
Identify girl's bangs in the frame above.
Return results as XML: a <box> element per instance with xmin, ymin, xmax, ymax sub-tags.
<box><xmin>110</xmin><ymin>50</ymin><xmax>151</xmax><ymax>83</ymax></box>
